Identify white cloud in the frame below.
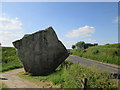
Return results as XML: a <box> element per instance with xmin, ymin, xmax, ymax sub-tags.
<box><xmin>65</xmin><ymin>25</ymin><xmax>96</xmax><ymax>38</ymax></box>
<box><xmin>62</xmin><ymin>41</ymin><xmax>77</xmax><ymax>49</ymax></box>
<box><xmin>113</xmin><ymin>16</ymin><xmax>120</xmax><ymax>23</ymax></box>
<box><xmin>0</xmin><ymin>16</ymin><xmax>24</xmax><ymax>47</ymax></box>
<box><xmin>0</xmin><ymin>17</ymin><xmax>22</xmax><ymax>30</ymax></box>
<box><xmin>84</xmin><ymin>39</ymin><xmax>97</xmax><ymax>42</ymax></box>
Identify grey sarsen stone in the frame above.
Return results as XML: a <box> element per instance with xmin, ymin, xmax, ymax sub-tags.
<box><xmin>13</xmin><ymin>27</ymin><xmax>69</xmax><ymax>75</ymax></box>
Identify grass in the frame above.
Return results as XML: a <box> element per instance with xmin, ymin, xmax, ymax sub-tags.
<box><xmin>1</xmin><ymin>47</ymin><xmax>23</xmax><ymax>72</ymax></box>
<box><xmin>17</xmin><ymin>59</ymin><xmax>119</xmax><ymax>88</ymax></box>
<box><xmin>71</xmin><ymin>43</ymin><xmax>120</xmax><ymax>65</ymax></box>
<box><xmin>0</xmin><ymin>81</ymin><xmax>8</xmax><ymax>90</ymax></box>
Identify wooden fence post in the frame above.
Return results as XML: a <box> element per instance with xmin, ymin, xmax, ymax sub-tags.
<box><xmin>81</xmin><ymin>78</ymin><xmax>88</xmax><ymax>90</ymax></box>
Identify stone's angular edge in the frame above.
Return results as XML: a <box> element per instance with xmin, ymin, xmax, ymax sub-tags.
<box><xmin>13</xmin><ymin>27</ymin><xmax>53</xmax><ymax>41</ymax></box>
<box><xmin>23</xmin><ymin>27</ymin><xmax>54</xmax><ymax>38</ymax></box>
<box><xmin>13</xmin><ymin>27</ymin><xmax>56</xmax><ymax>49</ymax></box>
<box><xmin>13</xmin><ymin>40</ymin><xmax>21</xmax><ymax>49</ymax></box>
<box><xmin>12</xmin><ymin>27</ymin><xmax>69</xmax><ymax>76</ymax></box>
<box><xmin>33</xmin><ymin>26</ymin><xmax>54</xmax><ymax>34</ymax></box>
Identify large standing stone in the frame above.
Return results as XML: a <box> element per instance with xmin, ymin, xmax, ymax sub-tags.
<box><xmin>13</xmin><ymin>27</ymin><xmax>69</xmax><ymax>75</ymax></box>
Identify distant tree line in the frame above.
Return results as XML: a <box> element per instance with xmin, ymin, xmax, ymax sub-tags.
<box><xmin>72</xmin><ymin>41</ymin><xmax>98</xmax><ymax>49</ymax></box>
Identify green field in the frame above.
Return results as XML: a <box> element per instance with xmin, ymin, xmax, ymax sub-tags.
<box><xmin>17</xmin><ymin>59</ymin><xmax>118</xmax><ymax>88</ymax></box>
<box><xmin>1</xmin><ymin>47</ymin><xmax>23</xmax><ymax>72</ymax></box>
<box><xmin>71</xmin><ymin>44</ymin><xmax>120</xmax><ymax>65</ymax></box>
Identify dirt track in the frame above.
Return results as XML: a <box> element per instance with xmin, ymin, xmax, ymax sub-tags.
<box><xmin>1</xmin><ymin>68</ymin><xmax>42</xmax><ymax>88</ymax></box>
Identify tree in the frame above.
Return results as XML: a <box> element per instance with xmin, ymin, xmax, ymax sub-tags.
<box><xmin>93</xmin><ymin>43</ymin><xmax>98</xmax><ymax>46</ymax></box>
<box><xmin>74</xmin><ymin>41</ymin><xmax>98</xmax><ymax>49</ymax></box>
<box><xmin>84</xmin><ymin>43</ymin><xmax>93</xmax><ymax>49</ymax></box>
<box><xmin>72</xmin><ymin>45</ymin><xmax>76</xmax><ymax>49</ymax></box>
<box><xmin>75</xmin><ymin>41</ymin><xmax>85</xmax><ymax>49</ymax></box>
<box><xmin>105</xmin><ymin>43</ymin><xmax>110</xmax><ymax>45</ymax></box>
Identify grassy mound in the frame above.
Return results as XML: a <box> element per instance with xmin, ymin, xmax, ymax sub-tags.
<box><xmin>1</xmin><ymin>47</ymin><xmax>23</xmax><ymax>72</ymax></box>
<box><xmin>17</xmin><ymin>59</ymin><xmax>118</xmax><ymax>88</ymax></box>
<box><xmin>71</xmin><ymin>44</ymin><xmax>120</xmax><ymax>65</ymax></box>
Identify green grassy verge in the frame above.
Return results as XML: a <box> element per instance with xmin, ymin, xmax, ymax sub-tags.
<box><xmin>71</xmin><ymin>43</ymin><xmax>120</xmax><ymax>65</ymax></box>
<box><xmin>17</xmin><ymin>59</ymin><xmax>118</xmax><ymax>88</ymax></box>
<box><xmin>0</xmin><ymin>81</ymin><xmax>8</xmax><ymax>90</ymax></box>
<box><xmin>1</xmin><ymin>47</ymin><xmax>23</xmax><ymax>72</ymax></box>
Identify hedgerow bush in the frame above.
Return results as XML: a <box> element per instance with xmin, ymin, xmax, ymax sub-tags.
<box><xmin>62</xmin><ymin>64</ymin><xmax>118</xmax><ymax>88</ymax></box>
<box><xmin>1</xmin><ymin>47</ymin><xmax>23</xmax><ymax>72</ymax></box>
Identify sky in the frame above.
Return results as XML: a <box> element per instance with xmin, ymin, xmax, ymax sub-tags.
<box><xmin>0</xmin><ymin>2</ymin><xmax>119</xmax><ymax>49</ymax></box>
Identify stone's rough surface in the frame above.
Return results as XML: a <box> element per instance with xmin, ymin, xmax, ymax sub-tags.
<box><xmin>13</xmin><ymin>27</ymin><xmax>69</xmax><ymax>75</ymax></box>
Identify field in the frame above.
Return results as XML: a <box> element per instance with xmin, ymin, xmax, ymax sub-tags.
<box><xmin>17</xmin><ymin>59</ymin><xmax>118</xmax><ymax>88</ymax></box>
<box><xmin>71</xmin><ymin>44</ymin><xmax>120</xmax><ymax>65</ymax></box>
<box><xmin>1</xmin><ymin>47</ymin><xmax>23</xmax><ymax>72</ymax></box>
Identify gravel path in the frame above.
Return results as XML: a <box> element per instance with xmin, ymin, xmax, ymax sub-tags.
<box><xmin>1</xmin><ymin>68</ymin><xmax>42</xmax><ymax>88</ymax></box>
<box><xmin>69</xmin><ymin>55</ymin><xmax>120</xmax><ymax>74</ymax></box>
